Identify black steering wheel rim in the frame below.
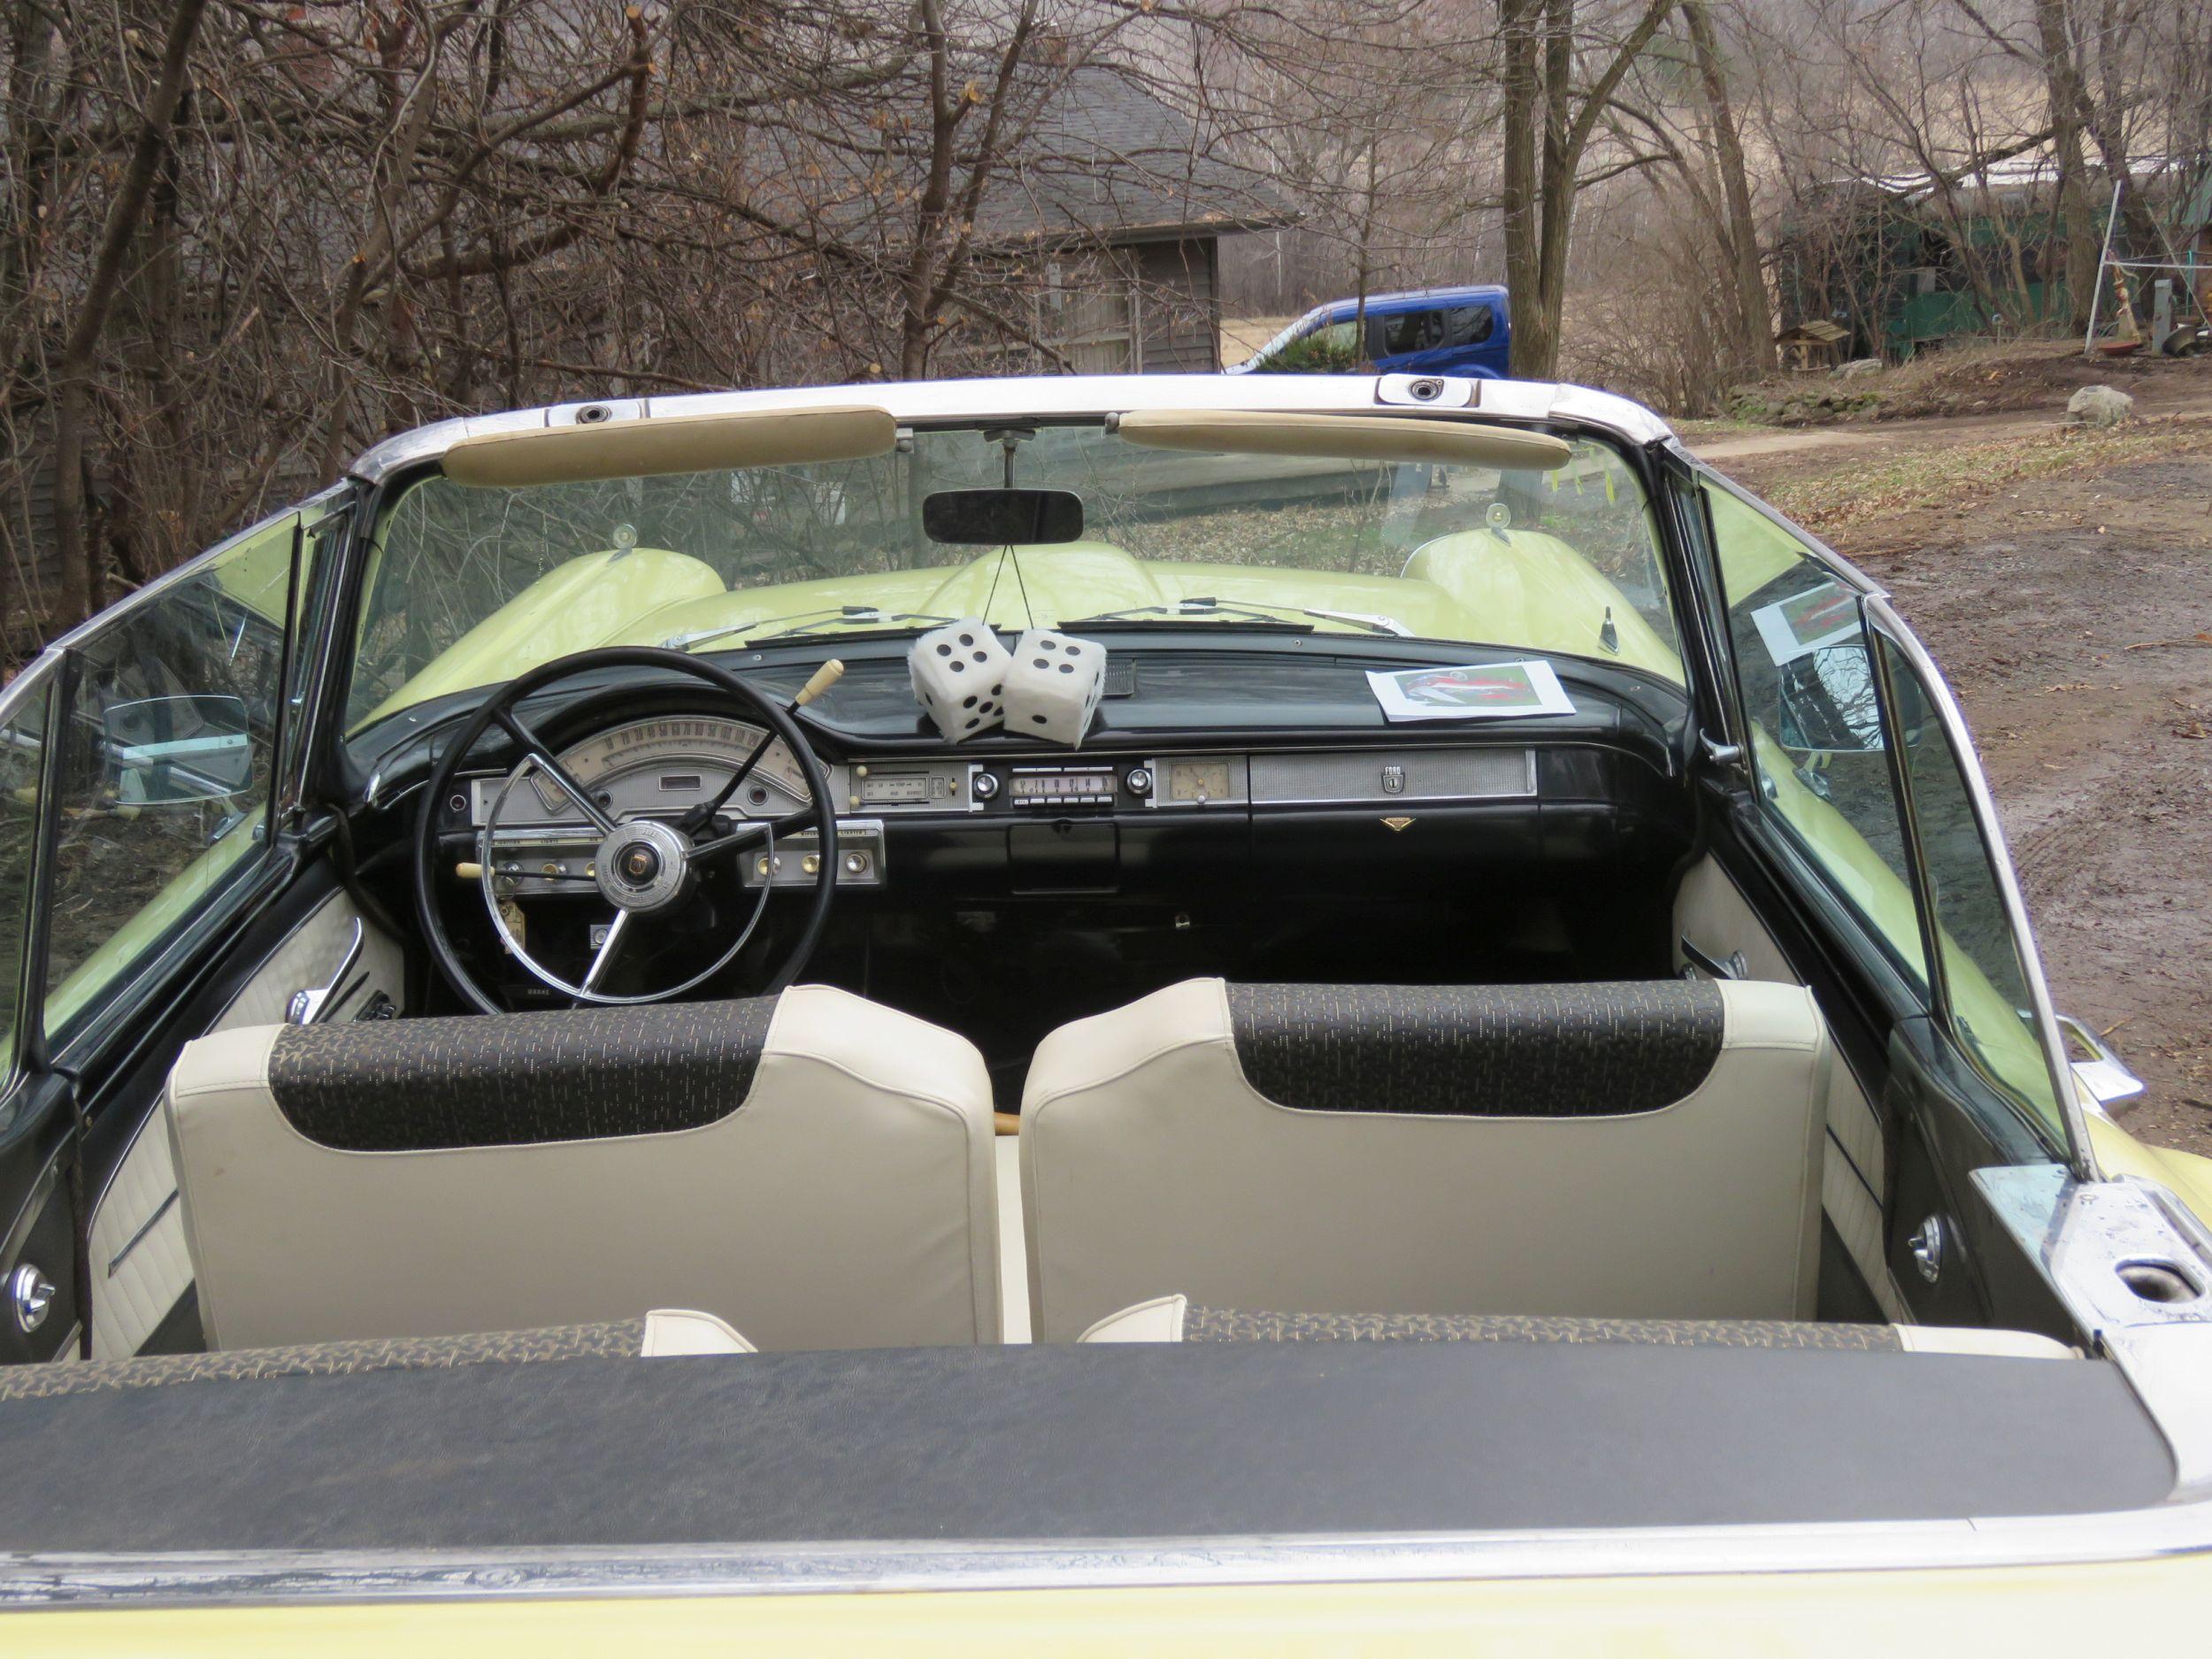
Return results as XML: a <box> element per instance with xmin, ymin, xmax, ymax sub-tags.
<box><xmin>412</xmin><ymin>647</ymin><xmax>838</xmax><ymax>1015</ymax></box>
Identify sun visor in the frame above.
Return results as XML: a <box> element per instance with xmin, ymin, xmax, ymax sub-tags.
<box><xmin>442</xmin><ymin>406</ymin><xmax>898</xmax><ymax>488</ymax></box>
<box><xmin>1114</xmin><ymin>410</ymin><xmax>1571</xmax><ymax>471</ymax></box>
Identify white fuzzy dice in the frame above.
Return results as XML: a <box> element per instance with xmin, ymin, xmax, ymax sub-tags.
<box><xmin>1003</xmin><ymin>629</ymin><xmax>1106</xmax><ymax>747</ymax></box>
<box><xmin>909</xmin><ymin>618</ymin><xmax>1010</xmax><ymax>741</ymax></box>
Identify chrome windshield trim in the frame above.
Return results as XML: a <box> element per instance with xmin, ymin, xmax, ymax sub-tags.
<box><xmin>6</xmin><ymin>1494</ymin><xmax>2212</xmax><ymax>1609</ymax></box>
<box><xmin>347</xmin><ymin>376</ymin><xmax>1678</xmax><ymax>484</ymax></box>
<box><xmin>1864</xmin><ymin>595</ymin><xmax>2100</xmax><ymax>1180</ymax></box>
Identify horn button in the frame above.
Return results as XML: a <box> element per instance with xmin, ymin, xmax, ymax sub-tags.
<box><xmin>595</xmin><ymin>818</ymin><xmax>691</xmax><ymax>914</ymax></box>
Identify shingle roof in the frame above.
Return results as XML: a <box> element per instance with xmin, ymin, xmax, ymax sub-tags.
<box><xmin>974</xmin><ymin>68</ymin><xmax>1294</xmax><ymax>246</ymax></box>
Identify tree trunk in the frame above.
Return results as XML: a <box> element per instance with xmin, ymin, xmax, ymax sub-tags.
<box><xmin>1686</xmin><ymin>1</ymin><xmax>1770</xmax><ymax>374</ymax></box>
<box><xmin>47</xmin><ymin>0</ymin><xmax>211</xmax><ymax>629</ymax></box>
<box><xmin>2033</xmin><ymin>0</ymin><xmax>2098</xmax><ymax>331</ymax></box>
<box><xmin>1499</xmin><ymin>0</ymin><xmax>1544</xmax><ymax>376</ymax></box>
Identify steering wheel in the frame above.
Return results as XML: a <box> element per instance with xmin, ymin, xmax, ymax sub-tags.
<box><xmin>413</xmin><ymin>647</ymin><xmax>841</xmax><ymax>1015</ymax></box>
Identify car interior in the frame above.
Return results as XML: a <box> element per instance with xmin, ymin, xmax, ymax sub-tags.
<box><xmin>22</xmin><ymin>403</ymin><xmax>2116</xmax><ymax>1409</ymax></box>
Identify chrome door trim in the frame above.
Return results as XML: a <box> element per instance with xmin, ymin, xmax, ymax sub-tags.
<box><xmin>1863</xmin><ymin>596</ymin><xmax>2098</xmax><ymax>1181</ymax></box>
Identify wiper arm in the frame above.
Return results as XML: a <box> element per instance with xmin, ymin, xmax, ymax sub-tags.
<box><xmin>1059</xmin><ymin>615</ymin><xmax>1316</xmax><ymax>634</ymax></box>
<box><xmin>1059</xmin><ymin>596</ymin><xmax>1406</xmax><ymax>635</ymax></box>
<box><xmin>667</xmin><ymin>606</ymin><xmax>953</xmax><ymax>651</ymax></box>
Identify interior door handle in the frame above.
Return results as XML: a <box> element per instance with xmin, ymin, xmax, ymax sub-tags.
<box><xmin>287</xmin><ymin>918</ymin><xmax>365</xmax><ymax>1025</ymax></box>
<box><xmin>1680</xmin><ymin>935</ymin><xmax>1748</xmax><ymax>981</ymax></box>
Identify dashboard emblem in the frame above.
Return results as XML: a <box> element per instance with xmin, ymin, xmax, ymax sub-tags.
<box><xmin>1380</xmin><ymin>764</ymin><xmax>1406</xmax><ymax>795</ymax></box>
<box><xmin>1381</xmin><ymin>816</ymin><xmax>1414</xmax><ymax>833</ymax></box>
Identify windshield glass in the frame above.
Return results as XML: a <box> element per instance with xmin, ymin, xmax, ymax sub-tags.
<box><xmin>347</xmin><ymin>421</ymin><xmax>1681</xmax><ymax>732</ymax></box>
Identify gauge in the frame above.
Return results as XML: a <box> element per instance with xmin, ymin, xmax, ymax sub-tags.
<box><xmin>1168</xmin><ymin>759</ymin><xmax>1233</xmax><ymax>803</ymax></box>
<box><xmin>528</xmin><ymin>716</ymin><xmax>808</xmax><ymax>818</ymax></box>
<box><xmin>859</xmin><ymin>772</ymin><xmax>929</xmax><ymax>804</ymax></box>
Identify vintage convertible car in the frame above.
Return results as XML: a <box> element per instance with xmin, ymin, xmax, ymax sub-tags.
<box><xmin>0</xmin><ymin>373</ymin><xmax>2207</xmax><ymax>1647</ymax></box>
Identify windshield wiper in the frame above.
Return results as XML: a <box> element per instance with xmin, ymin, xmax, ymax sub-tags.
<box><xmin>665</xmin><ymin>606</ymin><xmax>954</xmax><ymax>651</ymax></box>
<box><xmin>1058</xmin><ymin>597</ymin><xmax>1406</xmax><ymax>635</ymax></box>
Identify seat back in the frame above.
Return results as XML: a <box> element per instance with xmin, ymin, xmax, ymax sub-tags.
<box><xmin>1020</xmin><ymin>979</ymin><xmax>1829</xmax><ymax>1342</ymax></box>
<box><xmin>168</xmin><ymin>986</ymin><xmax>998</xmax><ymax>1351</ymax></box>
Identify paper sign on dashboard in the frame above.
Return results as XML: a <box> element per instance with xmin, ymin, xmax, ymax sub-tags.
<box><xmin>1367</xmin><ymin>660</ymin><xmax>1576</xmax><ymax>722</ymax></box>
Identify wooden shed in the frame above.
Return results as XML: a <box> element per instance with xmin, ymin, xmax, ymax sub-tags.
<box><xmin>963</xmin><ymin>71</ymin><xmax>1293</xmax><ymax>375</ymax></box>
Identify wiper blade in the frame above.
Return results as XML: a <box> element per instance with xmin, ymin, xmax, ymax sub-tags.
<box><xmin>667</xmin><ymin>607</ymin><xmax>953</xmax><ymax>651</ymax></box>
<box><xmin>1059</xmin><ymin>596</ymin><xmax>1406</xmax><ymax>635</ymax></box>
<box><xmin>1059</xmin><ymin>615</ymin><xmax>1315</xmax><ymax>634</ymax></box>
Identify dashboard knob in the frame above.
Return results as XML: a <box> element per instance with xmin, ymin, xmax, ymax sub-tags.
<box><xmin>1125</xmin><ymin>767</ymin><xmax>1153</xmax><ymax>796</ymax></box>
<box><xmin>972</xmin><ymin>771</ymin><xmax>1001</xmax><ymax>802</ymax></box>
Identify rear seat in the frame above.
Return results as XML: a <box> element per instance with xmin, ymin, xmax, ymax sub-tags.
<box><xmin>0</xmin><ymin>1310</ymin><xmax>750</xmax><ymax>1402</ymax></box>
<box><xmin>1077</xmin><ymin>1294</ymin><xmax>2076</xmax><ymax>1357</ymax></box>
<box><xmin>1021</xmin><ymin>978</ymin><xmax>1832</xmax><ymax>1342</ymax></box>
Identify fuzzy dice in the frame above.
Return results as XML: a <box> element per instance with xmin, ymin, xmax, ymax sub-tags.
<box><xmin>1003</xmin><ymin>629</ymin><xmax>1106</xmax><ymax>747</ymax></box>
<box><xmin>908</xmin><ymin>618</ymin><xmax>1011</xmax><ymax>741</ymax></box>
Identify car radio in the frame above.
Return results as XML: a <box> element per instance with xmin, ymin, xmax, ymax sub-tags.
<box><xmin>1006</xmin><ymin>764</ymin><xmax>1117</xmax><ymax>807</ymax></box>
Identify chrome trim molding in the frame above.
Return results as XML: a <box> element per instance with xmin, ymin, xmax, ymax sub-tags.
<box><xmin>7</xmin><ymin>1494</ymin><xmax>2212</xmax><ymax>1610</ymax></box>
<box><xmin>1865</xmin><ymin>597</ymin><xmax>2100</xmax><ymax>1180</ymax></box>
<box><xmin>104</xmin><ymin>1188</ymin><xmax>180</xmax><ymax>1279</ymax></box>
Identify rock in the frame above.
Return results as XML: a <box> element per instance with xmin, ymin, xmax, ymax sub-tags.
<box><xmin>1834</xmin><ymin>357</ymin><xmax>1883</xmax><ymax>380</ymax></box>
<box><xmin>2067</xmin><ymin>384</ymin><xmax>2134</xmax><ymax>426</ymax></box>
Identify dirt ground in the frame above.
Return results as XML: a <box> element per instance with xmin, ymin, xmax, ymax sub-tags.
<box><xmin>1697</xmin><ymin>355</ymin><xmax>2212</xmax><ymax>1158</ymax></box>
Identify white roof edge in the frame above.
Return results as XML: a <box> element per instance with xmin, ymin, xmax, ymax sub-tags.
<box><xmin>349</xmin><ymin>375</ymin><xmax>1675</xmax><ymax>483</ymax></box>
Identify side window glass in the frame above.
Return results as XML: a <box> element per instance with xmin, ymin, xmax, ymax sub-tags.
<box><xmin>0</xmin><ymin>672</ymin><xmax>53</xmax><ymax>1097</ymax></box>
<box><xmin>1380</xmin><ymin>310</ymin><xmax>1445</xmax><ymax>355</ymax></box>
<box><xmin>1442</xmin><ymin>304</ymin><xmax>1494</xmax><ymax>346</ymax></box>
<box><xmin>1877</xmin><ymin>635</ymin><xmax>2066</xmax><ymax>1143</ymax></box>
<box><xmin>40</xmin><ymin>511</ymin><xmax>306</xmax><ymax>1044</ymax></box>
<box><xmin>1704</xmin><ymin>480</ymin><xmax>1924</xmax><ymax>982</ymax></box>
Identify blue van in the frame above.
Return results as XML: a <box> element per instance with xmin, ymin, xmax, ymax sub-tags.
<box><xmin>1229</xmin><ymin>285</ymin><xmax>1511</xmax><ymax>379</ymax></box>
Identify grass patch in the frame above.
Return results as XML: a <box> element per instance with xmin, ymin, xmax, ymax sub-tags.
<box><xmin>1763</xmin><ymin>416</ymin><xmax>2212</xmax><ymax>537</ymax></box>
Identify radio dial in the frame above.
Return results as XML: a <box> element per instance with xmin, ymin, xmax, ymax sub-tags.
<box><xmin>972</xmin><ymin>771</ymin><xmax>1002</xmax><ymax>802</ymax></box>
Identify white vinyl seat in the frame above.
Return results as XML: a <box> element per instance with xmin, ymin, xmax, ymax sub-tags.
<box><xmin>1022</xmin><ymin>978</ymin><xmax>1832</xmax><ymax>1343</ymax></box>
<box><xmin>166</xmin><ymin>986</ymin><xmax>999</xmax><ymax>1352</ymax></box>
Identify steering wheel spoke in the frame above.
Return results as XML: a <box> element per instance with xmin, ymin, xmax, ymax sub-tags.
<box><xmin>580</xmin><ymin>909</ymin><xmax>634</xmax><ymax>996</ymax></box>
<box><xmin>492</xmin><ymin>704</ymin><xmax>620</xmax><ymax>837</ymax></box>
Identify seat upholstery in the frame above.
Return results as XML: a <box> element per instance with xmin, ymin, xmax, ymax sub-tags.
<box><xmin>1076</xmin><ymin>1294</ymin><xmax>2073</xmax><ymax>1357</ymax></box>
<box><xmin>167</xmin><ymin>986</ymin><xmax>998</xmax><ymax>1352</ymax></box>
<box><xmin>1022</xmin><ymin>978</ymin><xmax>1832</xmax><ymax>1342</ymax></box>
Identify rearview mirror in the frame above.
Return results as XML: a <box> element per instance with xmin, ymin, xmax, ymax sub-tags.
<box><xmin>1777</xmin><ymin>644</ymin><xmax>1883</xmax><ymax>755</ymax></box>
<box><xmin>103</xmin><ymin>695</ymin><xmax>254</xmax><ymax>805</ymax></box>
<box><xmin>922</xmin><ymin>488</ymin><xmax>1085</xmax><ymax>546</ymax></box>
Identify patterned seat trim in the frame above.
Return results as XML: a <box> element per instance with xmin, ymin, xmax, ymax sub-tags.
<box><xmin>1181</xmin><ymin>1306</ymin><xmax>1903</xmax><ymax>1349</ymax></box>
<box><xmin>1224</xmin><ymin>980</ymin><xmax>1726</xmax><ymax>1116</ymax></box>
<box><xmin>0</xmin><ymin>1320</ymin><xmax>649</xmax><ymax>1402</ymax></box>
<box><xmin>266</xmin><ymin>997</ymin><xmax>778</xmax><ymax>1150</ymax></box>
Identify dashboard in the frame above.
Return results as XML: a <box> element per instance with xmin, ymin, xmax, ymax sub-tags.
<box><xmin>437</xmin><ymin>712</ymin><xmax>1666</xmax><ymax>904</ymax></box>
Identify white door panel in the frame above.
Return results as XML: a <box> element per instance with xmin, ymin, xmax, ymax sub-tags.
<box><xmin>88</xmin><ymin>889</ymin><xmax>403</xmax><ymax>1357</ymax></box>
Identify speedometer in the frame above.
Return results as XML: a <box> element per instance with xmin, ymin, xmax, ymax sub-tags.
<box><xmin>532</xmin><ymin>716</ymin><xmax>809</xmax><ymax>818</ymax></box>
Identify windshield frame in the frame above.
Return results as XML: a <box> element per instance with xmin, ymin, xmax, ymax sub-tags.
<box><xmin>341</xmin><ymin>409</ymin><xmax>1699</xmax><ymax>751</ymax></box>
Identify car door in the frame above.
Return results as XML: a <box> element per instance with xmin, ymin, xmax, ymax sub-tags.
<box><xmin>1690</xmin><ymin>467</ymin><xmax>2089</xmax><ymax>1339</ymax></box>
<box><xmin>0</xmin><ymin>495</ymin><xmax>342</xmax><ymax>1363</ymax></box>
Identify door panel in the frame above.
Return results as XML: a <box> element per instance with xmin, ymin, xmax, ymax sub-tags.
<box><xmin>1672</xmin><ymin>853</ymin><xmax>1903</xmax><ymax>1318</ymax></box>
<box><xmin>88</xmin><ymin>888</ymin><xmax>404</xmax><ymax>1358</ymax></box>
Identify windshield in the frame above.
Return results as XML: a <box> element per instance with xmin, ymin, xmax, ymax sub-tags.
<box><xmin>347</xmin><ymin>420</ymin><xmax>1681</xmax><ymax>732</ymax></box>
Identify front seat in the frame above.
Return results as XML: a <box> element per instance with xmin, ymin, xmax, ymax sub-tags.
<box><xmin>166</xmin><ymin>986</ymin><xmax>998</xmax><ymax>1352</ymax></box>
<box><xmin>1021</xmin><ymin>978</ymin><xmax>1831</xmax><ymax>1342</ymax></box>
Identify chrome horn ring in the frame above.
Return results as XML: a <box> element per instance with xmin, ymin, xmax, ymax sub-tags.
<box><xmin>475</xmin><ymin>759</ymin><xmax>772</xmax><ymax>1008</ymax></box>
